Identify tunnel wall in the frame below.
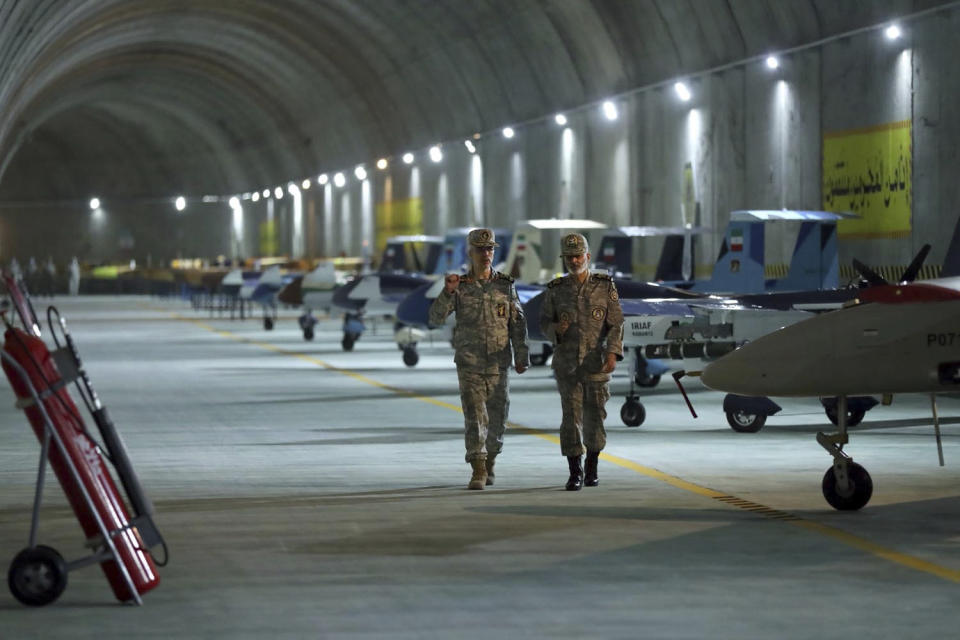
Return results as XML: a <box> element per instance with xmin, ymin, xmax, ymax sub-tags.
<box><xmin>0</xmin><ymin>7</ymin><xmax>955</xmax><ymax>275</ymax></box>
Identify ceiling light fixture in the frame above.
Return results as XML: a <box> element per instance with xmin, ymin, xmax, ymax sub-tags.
<box><xmin>602</xmin><ymin>101</ymin><xmax>618</xmax><ymax>120</ymax></box>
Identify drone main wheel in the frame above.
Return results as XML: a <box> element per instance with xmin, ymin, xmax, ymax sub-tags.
<box><xmin>822</xmin><ymin>462</ymin><xmax>873</xmax><ymax>511</ymax></box>
<box><xmin>825</xmin><ymin>406</ymin><xmax>866</xmax><ymax>428</ymax></box>
<box><xmin>620</xmin><ymin>399</ymin><xmax>645</xmax><ymax>427</ymax></box>
<box><xmin>634</xmin><ymin>373</ymin><xmax>661</xmax><ymax>388</ymax></box>
<box><xmin>8</xmin><ymin>545</ymin><xmax>68</xmax><ymax>607</ymax></box>
<box><xmin>402</xmin><ymin>347</ymin><xmax>419</xmax><ymax>367</ymax></box>
<box><xmin>725</xmin><ymin>409</ymin><xmax>766</xmax><ymax>433</ymax></box>
<box><xmin>303</xmin><ymin>327</ymin><xmax>314</xmax><ymax>341</ymax></box>
<box><xmin>263</xmin><ymin>317</ymin><xmax>274</xmax><ymax>331</ymax></box>
<box><xmin>529</xmin><ymin>344</ymin><xmax>553</xmax><ymax>366</ymax></box>
<box><xmin>342</xmin><ymin>333</ymin><xmax>357</xmax><ymax>351</ymax></box>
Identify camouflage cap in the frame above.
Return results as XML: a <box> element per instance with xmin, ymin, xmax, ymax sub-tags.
<box><xmin>560</xmin><ymin>232</ymin><xmax>589</xmax><ymax>256</ymax></box>
<box><xmin>467</xmin><ymin>228</ymin><xmax>499</xmax><ymax>248</ymax></box>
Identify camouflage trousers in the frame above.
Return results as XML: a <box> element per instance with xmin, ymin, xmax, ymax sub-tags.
<box><xmin>456</xmin><ymin>367</ymin><xmax>509</xmax><ymax>462</ymax></box>
<box><xmin>555</xmin><ymin>373</ymin><xmax>610</xmax><ymax>457</ymax></box>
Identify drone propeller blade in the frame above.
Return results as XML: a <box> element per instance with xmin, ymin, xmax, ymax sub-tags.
<box><xmin>852</xmin><ymin>258</ymin><xmax>888</xmax><ymax>287</ymax></box>
<box><xmin>899</xmin><ymin>243</ymin><xmax>931</xmax><ymax>283</ymax></box>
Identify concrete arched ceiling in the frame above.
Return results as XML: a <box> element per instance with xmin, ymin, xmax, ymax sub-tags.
<box><xmin>0</xmin><ymin>0</ymin><xmax>943</xmax><ymax>201</ymax></box>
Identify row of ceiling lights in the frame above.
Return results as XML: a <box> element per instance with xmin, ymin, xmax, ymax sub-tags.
<box><xmin>85</xmin><ymin>22</ymin><xmax>905</xmax><ymax>213</ymax></box>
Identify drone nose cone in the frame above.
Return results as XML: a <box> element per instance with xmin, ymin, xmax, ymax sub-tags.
<box><xmin>701</xmin><ymin>346</ymin><xmax>775</xmax><ymax>396</ymax></box>
<box><xmin>700</xmin><ymin>355</ymin><xmax>742</xmax><ymax>393</ymax></box>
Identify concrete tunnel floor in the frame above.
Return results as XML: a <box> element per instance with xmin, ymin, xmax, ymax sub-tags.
<box><xmin>1</xmin><ymin>295</ymin><xmax>960</xmax><ymax>638</ymax></box>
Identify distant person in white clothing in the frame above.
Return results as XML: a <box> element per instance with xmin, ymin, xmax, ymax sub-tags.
<box><xmin>68</xmin><ymin>257</ymin><xmax>80</xmax><ymax>296</ymax></box>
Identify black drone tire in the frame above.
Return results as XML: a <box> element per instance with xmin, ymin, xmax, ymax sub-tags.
<box><xmin>303</xmin><ymin>327</ymin><xmax>314</xmax><ymax>341</ymax></box>
<box><xmin>822</xmin><ymin>462</ymin><xmax>873</xmax><ymax>511</ymax></box>
<box><xmin>402</xmin><ymin>348</ymin><xmax>419</xmax><ymax>367</ymax></box>
<box><xmin>725</xmin><ymin>410</ymin><xmax>766</xmax><ymax>433</ymax></box>
<box><xmin>825</xmin><ymin>406</ymin><xmax>866</xmax><ymax>428</ymax></box>
<box><xmin>635</xmin><ymin>373</ymin><xmax>661</xmax><ymax>388</ymax></box>
<box><xmin>342</xmin><ymin>333</ymin><xmax>356</xmax><ymax>351</ymax></box>
<box><xmin>8</xmin><ymin>545</ymin><xmax>68</xmax><ymax>607</ymax></box>
<box><xmin>530</xmin><ymin>353</ymin><xmax>546</xmax><ymax>366</ymax></box>
<box><xmin>620</xmin><ymin>400</ymin><xmax>646</xmax><ymax>427</ymax></box>
<box><xmin>264</xmin><ymin>317</ymin><xmax>274</xmax><ymax>331</ymax></box>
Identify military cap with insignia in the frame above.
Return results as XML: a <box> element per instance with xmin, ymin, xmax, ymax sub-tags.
<box><xmin>560</xmin><ymin>232</ymin><xmax>589</xmax><ymax>256</ymax></box>
<box><xmin>467</xmin><ymin>228</ymin><xmax>499</xmax><ymax>248</ymax></box>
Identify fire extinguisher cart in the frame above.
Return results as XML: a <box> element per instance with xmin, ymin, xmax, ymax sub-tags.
<box><xmin>3</xmin><ymin>300</ymin><xmax>165</xmax><ymax>606</ymax></box>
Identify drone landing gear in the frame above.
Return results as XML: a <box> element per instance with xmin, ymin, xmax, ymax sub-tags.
<box><xmin>722</xmin><ymin>394</ymin><xmax>781</xmax><ymax>433</ymax></box>
<box><xmin>298</xmin><ymin>311</ymin><xmax>317</xmax><ymax>341</ymax></box>
<box><xmin>817</xmin><ymin>396</ymin><xmax>873</xmax><ymax>511</ymax></box>
<box><xmin>620</xmin><ymin>373</ymin><xmax>645</xmax><ymax>428</ymax></box>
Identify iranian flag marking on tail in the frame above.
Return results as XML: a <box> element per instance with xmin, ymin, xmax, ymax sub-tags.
<box><xmin>730</xmin><ymin>229</ymin><xmax>743</xmax><ymax>251</ymax></box>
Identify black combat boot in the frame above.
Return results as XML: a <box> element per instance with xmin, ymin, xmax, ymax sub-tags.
<box><xmin>584</xmin><ymin>451</ymin><xmax>599</xmax><ymax>487</ymax></box>
<box><xmin>565</xmin><ymin>456</ymin><xmax>583</xmax><ymax>491</ymax></box>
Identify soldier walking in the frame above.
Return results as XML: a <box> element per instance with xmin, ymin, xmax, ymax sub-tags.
<box><xmin>540</xmin><ymin>233</ymin><xmax>624</xmax><ymax>490</ymax></box>
<box><xmin>429</xmin><ymin>228</ymin><xmax>530</xmax><ymax>490</ymax></box>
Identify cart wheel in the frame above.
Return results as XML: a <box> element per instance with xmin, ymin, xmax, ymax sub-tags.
<box><xmin>8</xmin><ymin>545</ymin><xmax>68</xmax><ymax>607</ymax></box>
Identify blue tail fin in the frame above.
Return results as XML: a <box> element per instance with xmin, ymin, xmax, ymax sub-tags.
<box><xmin>769</xmin><ymin>220</ymin><xmax>840</xmax><ymax>291</ymax></box>
<box><xmin>694</xmin><ymin>210</ymin><xmax>850</xmax><ymax>294</ymax></box>
<box><xmin>691</xmin><ymin>219</ymin><xmax>765</xmax><ymax>293</ymax></box>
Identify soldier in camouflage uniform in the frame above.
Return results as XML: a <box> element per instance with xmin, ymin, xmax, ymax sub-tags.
<box><xmin>429</xmin><ymin>228</ymin><xmax>530</xmax><ymax>490</ymax></box>
<box><xmin>540</xmin><ymin>233</ymin><xmax>624</xmax><ymax>490</ymax></box>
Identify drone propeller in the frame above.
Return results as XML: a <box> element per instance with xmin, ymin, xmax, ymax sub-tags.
<box><xmin>851</xmin><ymin>258</ymin><xmax>887</xmax><ymax>287</ymax></box>
<box><xmin>899</xmin><ymin>243</ymin><xmax>931</xmax><ymax>283</ymax></box>
<box><xmin>852</xmin><ymin>243</ymin><xmax>932</xmax><ymax>287</ymax></box>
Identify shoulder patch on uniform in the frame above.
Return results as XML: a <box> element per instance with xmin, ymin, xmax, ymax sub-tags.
<box><xmin>494</xmin><ymin>271</ymin><xmax>514</xmax><ymax>283</ymax></box>
<box><xmin>547</xmin><ymin>277</ymin><xmax>564</xmax><ymax>289</ymax></box>
<box><xmin>609</xmin><ymin>287</ymin><xmax>619</xmax><ymax>301</ymax></box>
<box><xmin>591</xmin><ymin>272</ymin><xmax>612</xmax><ymax>281</ymax></box>
<box><xmin>460</xmin><ymin>276</ymin><xmax>475</xmax><ymax>284</ymax></box>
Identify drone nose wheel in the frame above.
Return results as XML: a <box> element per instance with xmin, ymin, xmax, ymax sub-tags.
<box><xmin>620</xmin><ymin>397</ymin><xmax>645</xmax><ymax>427</ymax></box>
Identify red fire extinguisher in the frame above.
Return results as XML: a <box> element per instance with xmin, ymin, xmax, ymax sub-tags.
<box><xmin>3</xmin><ymin>326</ymin><xmax>160</xmax><ymax>603</ymax></box>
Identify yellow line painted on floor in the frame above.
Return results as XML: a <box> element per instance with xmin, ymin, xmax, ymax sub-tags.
<box><xmin>179</xmin><ymin>314</ymin><xmax>960</xmax><ymax>584</ymax></box>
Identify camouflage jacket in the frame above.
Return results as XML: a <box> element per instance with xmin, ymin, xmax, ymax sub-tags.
<box><xmin>539</xmin><ymin>272</ymin><xmax>624</xmax><ymax>377</ymax></box>
<box><xmin>429</xmin><ymin>270</ymin><xmax>530</xmax><ymax>373</ymax></box>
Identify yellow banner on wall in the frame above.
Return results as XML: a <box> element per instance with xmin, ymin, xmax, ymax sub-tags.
<box><xmin>375</xmin><ymin>197</ymin><xmax>423</xmax><ymax>253</ymax></box>
<box><xmin>259</xmin><ymin>220</ymin><xmax>277</xmax><ymax>256</ymax></box>
<box><xmin>822</xmin><ymin>120</ymin><xmax>911</xmax><ymax>238</ymax></box>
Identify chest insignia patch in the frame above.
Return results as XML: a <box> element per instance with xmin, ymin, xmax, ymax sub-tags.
<box><xmin>497</xmin><ymin>303</ymin><xmax>507</xmax><ymax>317</ymax></box>
<box><xmin>592</xmin><ymin>307</ymin><xmax>605</xmax><ymax>320</ymax></box>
